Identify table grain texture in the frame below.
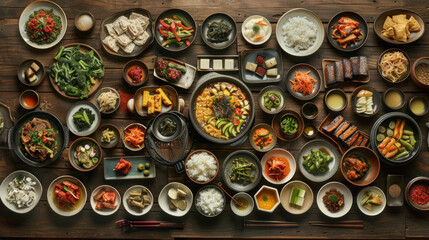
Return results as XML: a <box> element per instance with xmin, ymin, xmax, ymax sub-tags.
<box><xmin>0</xmin><ymin>0</ymin><xmax>428</xmax><ymax>239</ymax></box>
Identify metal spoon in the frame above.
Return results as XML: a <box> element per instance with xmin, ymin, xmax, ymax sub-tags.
<box><xmin>425</xmin><ymin>122</ymin><xmax>429</xmax><ymax>148</ymax></box>
<box><xmin>217</xmin><ymin>182</ymin><xmax>243</xmax><ymax>207</ymax></box>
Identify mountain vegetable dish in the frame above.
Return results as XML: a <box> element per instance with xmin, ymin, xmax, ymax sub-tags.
<box><xmin>21</xmin><ymin>118</ymin><xmax>58</xmax><ymax>161</ymax></box>
<box><xmin>323</xmin><ymin>188</ymin><xmax>344</xmax><ymax>213</ymax></box>
<box><xmin>48</xmin><ymin>45</ymin><xmax>104</xmax><ymax>99</ymax></box>
<box><xmin>377</xmin><ymin>118</ymin><xmax>416</xmax><ymax>160</ymax></box>
<box><xmin>229</xmin><ymin>157</ymin><xmax>256</xmax><ymax>185</ymax></box>
<box><xmin>26</xmin><ymin>9</ymin><xmax>62</xmax><ymax>45</ymax></box>
<box><xmin>195</xmin><ymin>82</ymin><xmax>250</xmax><ymax>140</ymax></box>
<box><xmin>158</xmin><ymin>16</ymin><xmax>194</xmax><ymax>47</ymax></box>
<box><xmin>206</xmin><ymin>20</ymin><xmax>232</xmax><ymax>43</ymax></box>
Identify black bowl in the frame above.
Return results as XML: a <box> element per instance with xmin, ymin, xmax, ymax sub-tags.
<box><xmin>351</xmin><ymin>85</ymin><xmax>382</xmax><ymax>117</ymax></box>
<box><xmin>188</xmin><ymin>74</ymin><xmax>255</xmax><ymax>144</ymax></box>
<box><xmin>154</xmin><ymin>9</ymin><xmax>197</xmax><ymax>52</ymax></box>
<box><xmin>201</xmin><ymin>13</ymin><xmax>237</xmax><ymax>49</ymax></box>
<box><xmin>327</xmin><ymin>11</ymin><xmax>368</xmax><ymax>51</ymax></box>
<box><xmin>370</xmin><ymin>112</ymin><xmax>422</xmax><ymax>166</ymax></box>
<box><xmin>405</xmin><ymin>177</ymin><xmax>429</xmax><ymax>212</ymax></box>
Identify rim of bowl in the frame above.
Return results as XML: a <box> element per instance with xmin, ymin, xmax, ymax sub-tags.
<box><xmin>185</xmin><ymin>149</ymin><xmax>219</xmax><ymax>184</ymax></box>
<box><xmin>324</xmin><ymin>88</ymin><xmax>348</xmax><ymax>112</ymax></box>
<box><xmin>68</xmin><ymin>137</ymin><xmax>103</xmax><ymax>172</ymax></box>
<box><xmin>408</xmin><ymin>96</ymin><xmax>429</xmax><ymax>117</ymax></box>
<box><xmin>122</xmin><ymin>123</ymin><xmax>146</xmax><ymax>151</ymax></box>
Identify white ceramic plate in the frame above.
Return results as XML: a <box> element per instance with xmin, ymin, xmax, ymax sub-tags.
<box><xmin>276</xmin><ymin>8</ymin><xmax>324</xmax><ymax>57</ymax></box>
<box><xmin>280</xmin><ymin>180</ymin><xmax>314</xmax><ymax>215</ymax></box>
<box><xmin>317</xmin><ymin>181</ymin><xmax>352</xmax><ymax>218</ymax></box>
<box><xmin>47</xmin><ymin>175</ymin><xmax>87</xmax><ymax>217</ymax></box>
<box><xmin>261</xmin><ymin>148</ymin><xmax>296</xmax><ymax>185</ymax></box>
<box><xmin>242</xmin><ymin>15</ymin><xmax>272</xmax><ymax>45</ymax></box>
<box><xmin>357</xmin><ymin>186</ymin><xmax>386</xmax><ymax>216</ymax></box>
<box><xmin>18</xmin><ymin>0</ymin><xmax>67</xmax><ymax>49</ymax></box>
<box><xmin>158</xmin><ymin>182</ymin><xmax>193</xmax><ymax>217</ymax></box>
<box><xmin>297</xmin><ymin>140</ymin><xmax>340</xmax><ymax>182</ymax></box>
<box><xmin>66</xmin><ymin>101</ymin><xmax>101</xmax><ymax>137</ymax></box>
<box><xmin>231</xmin><ymin>192</ymin><xmax>254</xmax><ymax>217</ymax></box>
<box><xmin>122</xmin><ymin>185</ymin><xmax>153</xmax><ymax>216</ymax></box>
<box><xmin>90</xmin><ymin>185</ymin><xmax>121</xmax><ymax>216</ymax></box>
<box><xmin>0</xmin><ymin>170</ymin><xmax>42</xmax><ymax>214</ymax></box>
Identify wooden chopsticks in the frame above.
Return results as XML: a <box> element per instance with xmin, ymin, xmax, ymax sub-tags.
<box><xmin>244</xmin><ymin>220</ymin><xmax>299</xmax><ymax>228</ymax></box>
<box><xmin>309</xmin><ymin>220</ymin><xmax>364</xmax><ymax>229</ymax></box>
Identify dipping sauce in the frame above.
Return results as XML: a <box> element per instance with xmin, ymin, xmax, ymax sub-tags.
<box><xmin>410</xmin><ymin>98</ymin><xmax>427</xmax><ymax>115</ymax></box>
<box><xmin>21</xmin><ymin>90</ymin><xmax>39</xmax><ymax>109</ymax></box>
<box><xmin>256</xmin><ymin>187</ymin><xmax>278</xmax><ymax>211</ymax></box>
<box><xmin>304</xmin><ymin>125</ymin><xmax>315</xmax><ymax>137</ymax></box>
<box><xmin>234</xmin><ymin>197</ymin><xmax>249</xmax><ymax>210</ymax></box>
<box><xmin>76</xmin><ymin>14</ymin><xmax>94</xmax><ymax>31</ymax></box>
<box><xmin>326</xmin><ymin>92</ymin><xmax>344</xmax><ymax>110</ymax></box>
<box><xmin>385</xmin><ymin>90</ymin><xmax>403</xmax><ymax>109</ymax></box>
<box><xmin>302</xmin><ymin>103</ymin><xmax>318</xmax><ymax>119</ymax></box>
<box><xmin>415</xmin><ymin>63</ymin><xmax>429</xmax><ymax>85</ymax></box>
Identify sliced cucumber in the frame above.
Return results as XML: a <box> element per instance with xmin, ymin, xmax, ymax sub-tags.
<box><xmin>236</xmin><ymin>119</ymin><xmax>245</xmax><ymax>133</ymax></box>
<box><xmin>207</xmin><ymin>116</ymin><xmax>216</xmax><ymax>124</ymax></box>
<box><xmin>231</xmin><ymin>126</ymin><xmax>237</xmax><ymax>137</ymax></box>
<box><xmin>222</xmin><ymin>122</ymin><xmax>233</xmax><ymax>135</ymax></box>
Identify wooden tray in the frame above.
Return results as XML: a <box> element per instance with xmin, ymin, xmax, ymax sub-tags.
<box><xmin>49</xmin><ymin>43</ymin><xmax>103</xmax><ymax>99</ymax></box>
<box><xmin>322</xmin><ymin>59</ymin><xmax>370</xmax><ymax>89</ymax></box>
<box><xmin>197</xmin><ymin>55</ymin><xmax>239</xmax><ymax>71</ymax></box>
<box><xmin>318</xmin><ymin>113</ymin><xmax>370</xmax><ymax>153</ymax></box>
<box><xmin>153</xmin><ymin>57</ymin><xmax>196</xmax><ymax>89</ymax></box>
<box><xmin>104</xmin><ymin>156</ymin><xmax>156</xmax><ymax>180</ymax></box>
<box><xmin>100</xmin><ymin>8</ymin><xmax>153</xmax><ymax>57</ymax></box>
<box><xmin>134</xmin><ymin>85</ymin><xmax>179</xmax><ymax>117</ymax></box>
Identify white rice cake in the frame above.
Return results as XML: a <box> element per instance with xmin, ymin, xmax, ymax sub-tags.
<box><xmin>112</xmin><ymin>16</ymin><xmax>128</xmax><ymax>35</ymax></box>
<box><xmin>200</xmin><ymin>58</ymin><xmax>210</xmax><ymax>70</ymax></box>
<box><xmin>224</xmin><ymin>59</ymin><xmax>234</xmax><ymax>70</ymax></box>
<box><xmin>213</xmin><ymin>59</ymin><xmax>223</xmax><ymax>70</ymax></box>
<box><xmin>134</xmin><ymin>31</ymin><xmax>150</xmax><ymax>46</ymax></box>
<box><xmin>116</xmin><ymin>33</ymin><xmax>132</xmax><ymax>47</ymax></box>
<box><xmin>245</xmin><ymin>62</ymin><xmax>257</xmax><ymax>72</ymax></box>
<box><xmin>129</xmin><ymin>12</ymin><xmax>150</xmax><ymax>30</ymax></box>
<box><xmin>104</xmin><ymin>23</ymin><xmax>118</xmax><ymax>37</ymax></box>
<box><xmin>266</xmin><ymin>68</ymin><xmax>278</xmax><ymax>77</ymax></box>
<box><xmin>120</xmin><ymin>42</ymin><xmax>136</xmax><ymax>54</ymax></box>
<box><xmin>102</xmin><ymin>35</ymin><xmax>120</xmax><ymax>52</ymax></box>
<box><xmin>265</xmin><ymin>57</ymin><xmax>277</xmax><ymax>68</ymax></box>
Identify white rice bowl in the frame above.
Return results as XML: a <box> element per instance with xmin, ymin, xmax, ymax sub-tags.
<box><xmin>196</xmin><ymin>187</ymin><xmax>225</xmax><ymax>216</ymax></box>
<box><xmin>186</xmin><ymin>151</ymin><xmax>217</xmax><ymax>182</ymax></box>
<box><xmin>282</xmin><ymin>16</ymin><xmax>317</xmax><ymax>52</ymax></box>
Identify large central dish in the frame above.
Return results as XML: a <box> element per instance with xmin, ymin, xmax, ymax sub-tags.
<box><xmin>189</xmin><ymin>73</ymin><xmax>255</xmax><ymax>144</ymax></box>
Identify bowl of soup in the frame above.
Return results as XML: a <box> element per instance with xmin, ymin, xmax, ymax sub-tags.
<box><xmin>324</xmin><ymin>89</ymin><xmax>347</xmax><ymax>112</ymax></box>
<box><xmin>408</xmin><ymin>96</ymin><xmax>428</xmax><ymax>117</ymax></box>
<box><xmin>383</xmin><ymin>88</ymin><xmax>405</xmax><ymax>111</ymax></box>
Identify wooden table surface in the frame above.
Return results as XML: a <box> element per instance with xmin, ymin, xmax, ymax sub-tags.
<box><xmin>0</xmin><ymin>0</ymin><xmax>429</xmax><ymax>239</ymax></box>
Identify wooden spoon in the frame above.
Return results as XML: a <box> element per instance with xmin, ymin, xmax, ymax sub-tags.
<box><xmin>217</xmin><ymin>182</ymin><xmax>243</xmax><ymax>207</ymax></box>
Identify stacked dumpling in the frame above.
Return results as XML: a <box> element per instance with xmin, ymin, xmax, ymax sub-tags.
<box><xmin>103</xmin><ymin>12</ymin><xmax>150</xmax><ymax>54</ymax></box>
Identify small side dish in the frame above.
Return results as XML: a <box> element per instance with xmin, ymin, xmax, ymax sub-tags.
<box><xmin>230</xmin><ymin>157</ymin><xmax>256</xmax><ymax>184</ymax></box>
<box><xmin>245</xmin><ymin>54</ymin><xmax>278</xmax><ymax>78</ymax></box>
<box><xmin>70</xmin><ymin>139</ymin><xmax>100</xmax><ymax>170</ymax></box>
<box><xmin>265</xmin><ymin>155</ymin><xmax>291</xmax><ymax>182</ymax></box>
<box><xmin>376</xmin><ymin>118</ymin><xmax>416</xmax><ymax>160</ymax></box>
<box><xmin>408</xmin><ymin>96</ymin><xmax>428</xmax><ymax>117</ymax></box>
<box><xmin>252</xmin><ymin>127</ymin><xmax>274</xmax><ymax>151</ymax></box>
<box><xmin>126</xmin><ymin>187</ymin><xmax>151</xmax><ymax>211</ymax></box>
<box><xmin>355</xmin><ymin>89</ymin><xmax>374</xmax><ymax>115</ymax></box>
<box><xmin>24</xmin><ymin>61</ymin><xmax>42</xmax><ymax>83</ymax></box>
<box><xmin>322</xmin><ymin>188</ymin><xmax>344</xmax><ymax>213</ymax></box>
<box><xmin>326</xmin><ymin>89</ymin><xmax>347</xmax><ymax>111</ymax></box>
<box><xmin>72</xmin><ymin>107</ymin><xmax>96</xmax><ymax>131</ymax></box>
<box><xmin>254</xmin><ymin>185</ymin><xmax>280</xmax><ymax>213</ymax></box>
<box><xmin>360</xmin><ymin>190</ymin><xmax>383</xmax><ymax>211</ymax></box>
<box><xmin>379</xmin><ymin>50</ymin><xmax>409</xmax><ymax>83</ymax></box>
<box><xmin>158</xmin><ymin>15</ymin><xmax>194</xmax><ymax>48</ymax></box>
<box><xmin>115</xmin><ymin>158</ymin><xmax>132</xmax><ymax>175</ymax></box>
<box><xmin>206</xmin><ymin>20</ymin><xmax>232</xmax><ymax>43</ymax></box>
<box><xmin>75</xmin><ymin>12</ymin><xmax>95</xmax><ymax>32</ymax></box>
<box><xmin>302</xmin><ymin>148</ymin><xmax>333</xmax><ymax>175</ymax></box>
<box><xmin>357</xmin><ymin>186</ymin><xmax>386</xmax><ymax>216</ymax></box>
<box><xmin>343</xmin><ymin>154</ymin><xmax>369</xmax><ymax>180</ymax></box>
<box><xmin>93</xmin><ymin>187</ymin><xmax>118</xmax><ymax>210</ymax></box>
<box><xmin>96</xmin><ymin>89</ymin><xmax>119</xmax><ymax>114</ymax></box>
<box><xmin>123</xmin><ymin>124</ymin><xmax>145</xmax><ymax>150</ymax></box>
<box><xmin>331</xmin><ymin>17</ymin><xmax>364</xmax><ymax>49</ymax></box>
<box><xmin>52</xmin><ymin>180</ymin><xmax>84</xmax><ymax>212</ymax></box>
<box><xmin>317</xmin><ymin>182</ymin><xmax>352</xmax><ymax>218</ymax></box>
<box><xmin>280</xmin><ymin>180</ymin><xmax>313</xmax><ymax>215</ymax></box>
<box><xmin>26</xmin><ymin>9</ymin><xmax>62</xmax><ymax>45</ymax></box>
<box><xmin>384</xmin><ymin>88</ymin><xmax>405</xmax><ymax>110</ymax></box>
<box><xmin>155</xmin><ymin>58</ymin><xmax>187</xmax><ymax>83</ymax></box>
<box><xmin>167</xmin><ymin>186</ymin><xmax>188</xmax><ymax>211</ymax></box>
<box><xmin>280</xmin><ymin>115</ymin><xmax>298</xmax><ymax>135</ymax></box>
<box><xmin>242</xmin><ymin>16</ymin><xmax>271</xmax><ymax>44</ymax></box>
<box><xmin>231</xmin><ymin>192</ymin><xmax>254</xmax><ymax>217</ymax></box>
<box><xmin>6</xmin><ymin>176</ymin><xmax>37</xmax><ymax>208</ymax></box>
<box><xmin>262</xmin><ymin>91</ymin><xmax>282</xmax><ymax>112</ymax></box>
<box><xmin>289</xmin><ymin>70</ymin><xmax>317</xmax><ymax>96</ymax></box>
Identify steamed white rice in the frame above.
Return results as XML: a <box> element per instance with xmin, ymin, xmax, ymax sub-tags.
<box><xmin>281</xmin><ymin>16</ymin><xmax>317</xmax><ymax>52</ymax></box>
<box><xmin>196</xmin><ymin>187</ymin><xmax>224</xmax><ymax>216</ymax></box>
<box><xmin>186</xmin><ymin>152</ymin><xmax>217</xmax><ymax>182</ymax></box>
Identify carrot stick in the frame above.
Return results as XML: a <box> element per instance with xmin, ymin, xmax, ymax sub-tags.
<box><xmin>393</xmin><ymin>119</ymin><xmax>401</xmax><ymax>139</ymax></box>
<box><xmin>385</xmin><ymin>148</ymin><xmax>399</xmax><ymax>158</ymax></box>
<box><xmin>387</xmin><ymin>142</ymin><xmax>401</xmax><ymax>152</ymax></box>
<box><xmin>382</xmin><ymin>138</ymin><xmax>396</xmax><ymax>155</ymax></box>
<box><xmin>378</xmin><ymin>137</ymin><xmax>391</xmax><ymax>150</ymax></box>
<box><xmin>398</xmin><ymin>119</ymin><xmax>406</xmax><ymax>139</ymax></box>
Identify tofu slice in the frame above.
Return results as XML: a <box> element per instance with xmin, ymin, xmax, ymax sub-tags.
<box><xmin>265</xmin><ymin>57</ymin><xmax>277</xmax><ymax>68</ymax></box>
<box><xmin>200</xmin><ymin>58</ymin><xmax>210</xmax><ymax>70</ymax></box>
<box><xmin>213</xmin><ymin>59</ymin><xmax>223</xmax><ymax>70</ymax></box>
<box><xmin>224</xmin><ymin>59</ymin><xmax>234</xmax><ymax>70</ymax></box>
<box><xmin>266</xmin><ymin>68</ymin><xmax>278</xmax><ymax>77</ymax></box>
<box><xmin>30</xmin><ymin>62</ymin><xmax>40</xmax><ymax>72</ymax></box>
<box><xmin>245</xmin><ymin>62</ymin><xmax>257</xmax><ymax>72</ymax></box>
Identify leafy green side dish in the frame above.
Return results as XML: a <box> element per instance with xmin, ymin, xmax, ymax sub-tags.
<box><xmin>302</xmin><ymin>149</ymin><xmax>333</xmax><ymax>175</ymax></box>
<box><xmin>72</xmin><ymin>107</ymin><xmax>95</xmax><ymax>131</ymax></box>
<box><xmin>206</xmin><ymin>20</ymin><xmax>232</xmax><ymax>43</ymax></box>
<box><xmin>280</xmin><ymin>116</ymin><xmax>298</xmax><ymax>134</ymax></box>
<box><xmin>48</xmin><ymin>45</ymin><xmax>104</xmax><ymax>99</ymax></box>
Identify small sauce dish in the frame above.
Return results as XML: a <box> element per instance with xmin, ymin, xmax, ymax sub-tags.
<box><xmin>19</xmin><ymin>90</ymin><xmax>40</xmax><ymax>110</ymax></box>
<box><xmin>324</xmin><ymin>88</ymin><xmax>347</xmax><ymax>113</ymax></box>
<box><xmin>75</xmin><ymin>12</ymin><xmax>95</xmax><ymax>32</ymax></box>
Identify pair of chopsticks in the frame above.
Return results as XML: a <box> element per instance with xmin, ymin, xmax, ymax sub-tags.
<box><xmin>116</xmin><ymin>220</ymin><xmax>185</xmax><ymax>230</ymax></box>
<box><xmin>244</xmin><ymin>220</ymin><xmax>299</xmax><ymax>228</ymax></box>
<box><xmin>309</xmin><ymin>220</ymin><xmax>364</xmax><ymax>229</ymax></box>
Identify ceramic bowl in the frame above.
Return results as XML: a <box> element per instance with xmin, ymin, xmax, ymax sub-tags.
<box><xmin>340</xmin><ymin>147</ymin><xmax>380</xmax><ymax>186</ymax></box>
<box><xmin>123</xmin><ymin>59</ymin><xmax>149</xmax><ymax>87</ymax></box>
<box><xmin>122</xmin><ymin>123</ymin><xmax>146</xmax><ymax>151</ymax></box>
<box><xmin>74</xmin><ymin>11</ymin><xmax>95</xmax><ymax>32</ymax></box>
<box><xmin>185</xmin><ymin>150</ymin><xmax>219</xmax><ymax>184</ymax></box>
<box><xmin>158</xmin><ymin>182</ymin><xmax>193</xmax><ymax>217</ymax></box>
<box><xmin>19</xmin><ymin>90</ymin><xmax>40</xmax><ymax>110</ymax></box>
<box><xmin>249</xmin><ymin>124</ymin><xmax>277</xmax><ymax>152</ymax></box>
<box><xmin>17</xmin><ymin>59</ymin><xmax>45</xmax><ymax>86</ymax></box>
<box><xmin>68</xmin><ymin>137</ymin><xmax>102</xmax><ymax>172</ymax></box>
<box><xmin>195</xmin><ymin>185</ymin><xmax>225</xmax><ymax>217</ymax></box>
<box><xmin>301</xmin><ymin>102</ymin><xmax>318</xmax><ymax>120</ymax></box>
<box><xmin>0</xmin><ymin>170</ymin><xmax>42</xmax><ymax>214</ymax></box>
<box><xmin>271</xmin><ymin>110</ymin><xmax>304</xmax><ymax>141</ymax></box>
<box><xmin>377</xmin><ymin>48</ymin><xmax>411</xmax><ymax>84</ymax></box>
<box><xmin>95</xmin><ymin>124</ymin><xmax>120</xmax><ymax>149</ymax></box>
<box><xmin>285</xmin><ymin>63</ymin><xmax>321</xmax><ymax>101</ymax></box>
<box><xmin>242</xmin><ymin>15</ymin><xmax>271</xmax><ymax>45</ymax></box>
<box><xmin>66</xmin><ymin>101</ymin><xmax>101</xmax><ymax>136</ymax></box>
<box><xmin>258</xmin><ymin>85</ymin><xmax>286</xmax><ymax>114</ymax></box>
<box><xmin>261</xmin><ymin>148</ymin><xmax>296</xmax><ymax>185</ymax></box>
<box><xmin>316</xmin><ymin>181</ymin><xmax>352</xmax><ymax>218</ymax></box>
<box><xmin>123</xmin><ymin>185</ymin><xmax>153</xmax><ymax>216</ymax></box>
<box><xmin>280</xmin><ymin>180</ymin><xmax>314</xmax><ymax>215</ymax></box>
<box><xmin>90</xmin><ymin>185</ymin><xmax>121</xmax><ymax>216</ymax></box>
<box><xmin>47</xmin><ymin>175</ymin><xmax>87</xmax><ymax>217</ymax></box>
<box><xmin>407</xmin><ymin>96</ymin><xmax>429</xmax><ymax>117</ymax></box>
<box><xmin>327</xmin><ymin>11</ymin><xmax>368</xmax><ymax>51</ymax></box>
<box><xmin>93</xmin><ymin>87</ymin><xmax>120</xmax><ymax>114</ymax></box>
<box><xmin>254</xmin><ymin>185</ymin><xmax>280</xmax><ymax>213</ymax></box>
<box><xmin>201</xmin><ymin>13</ymin><xmax>237</xmax><ymax>49</ymax></box>
<box><xmin>351</xmin><ymin>85</ymin><xmax>382</xmax><ymax>117</ymax></box>
<box><xmin>411</xmin><ymin>57</ymin><xmax>429</xmax><ymax>90</ymax></box>
<box><xmin>382</xmin><ymin>87</ymin><xmax>405</xmax><ymax>111</ymax></box>
<box><xmin>324</xmin><ymin>88</ymin><xmax>348</xmax><ymax>113</ymax></box>
<box><xmin>405</xmin><ymin>177</ymin><xmax>429</xmax><ymax>212</ymax></box>
<box><xmin>357</xmin><ymin>186</ymin><xmax>386</xmax><ymax>216</ymax></box>
<box><xmin>231</xmin><ymin>192</ymin><xmax>254</xmax><ymax>217</ymax></box>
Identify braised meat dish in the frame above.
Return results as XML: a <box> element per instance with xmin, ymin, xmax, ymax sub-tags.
<box><xmin>21</xmin><ymin>118</ymin><xmax>58</xmax><ymax>161</ymax></box>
